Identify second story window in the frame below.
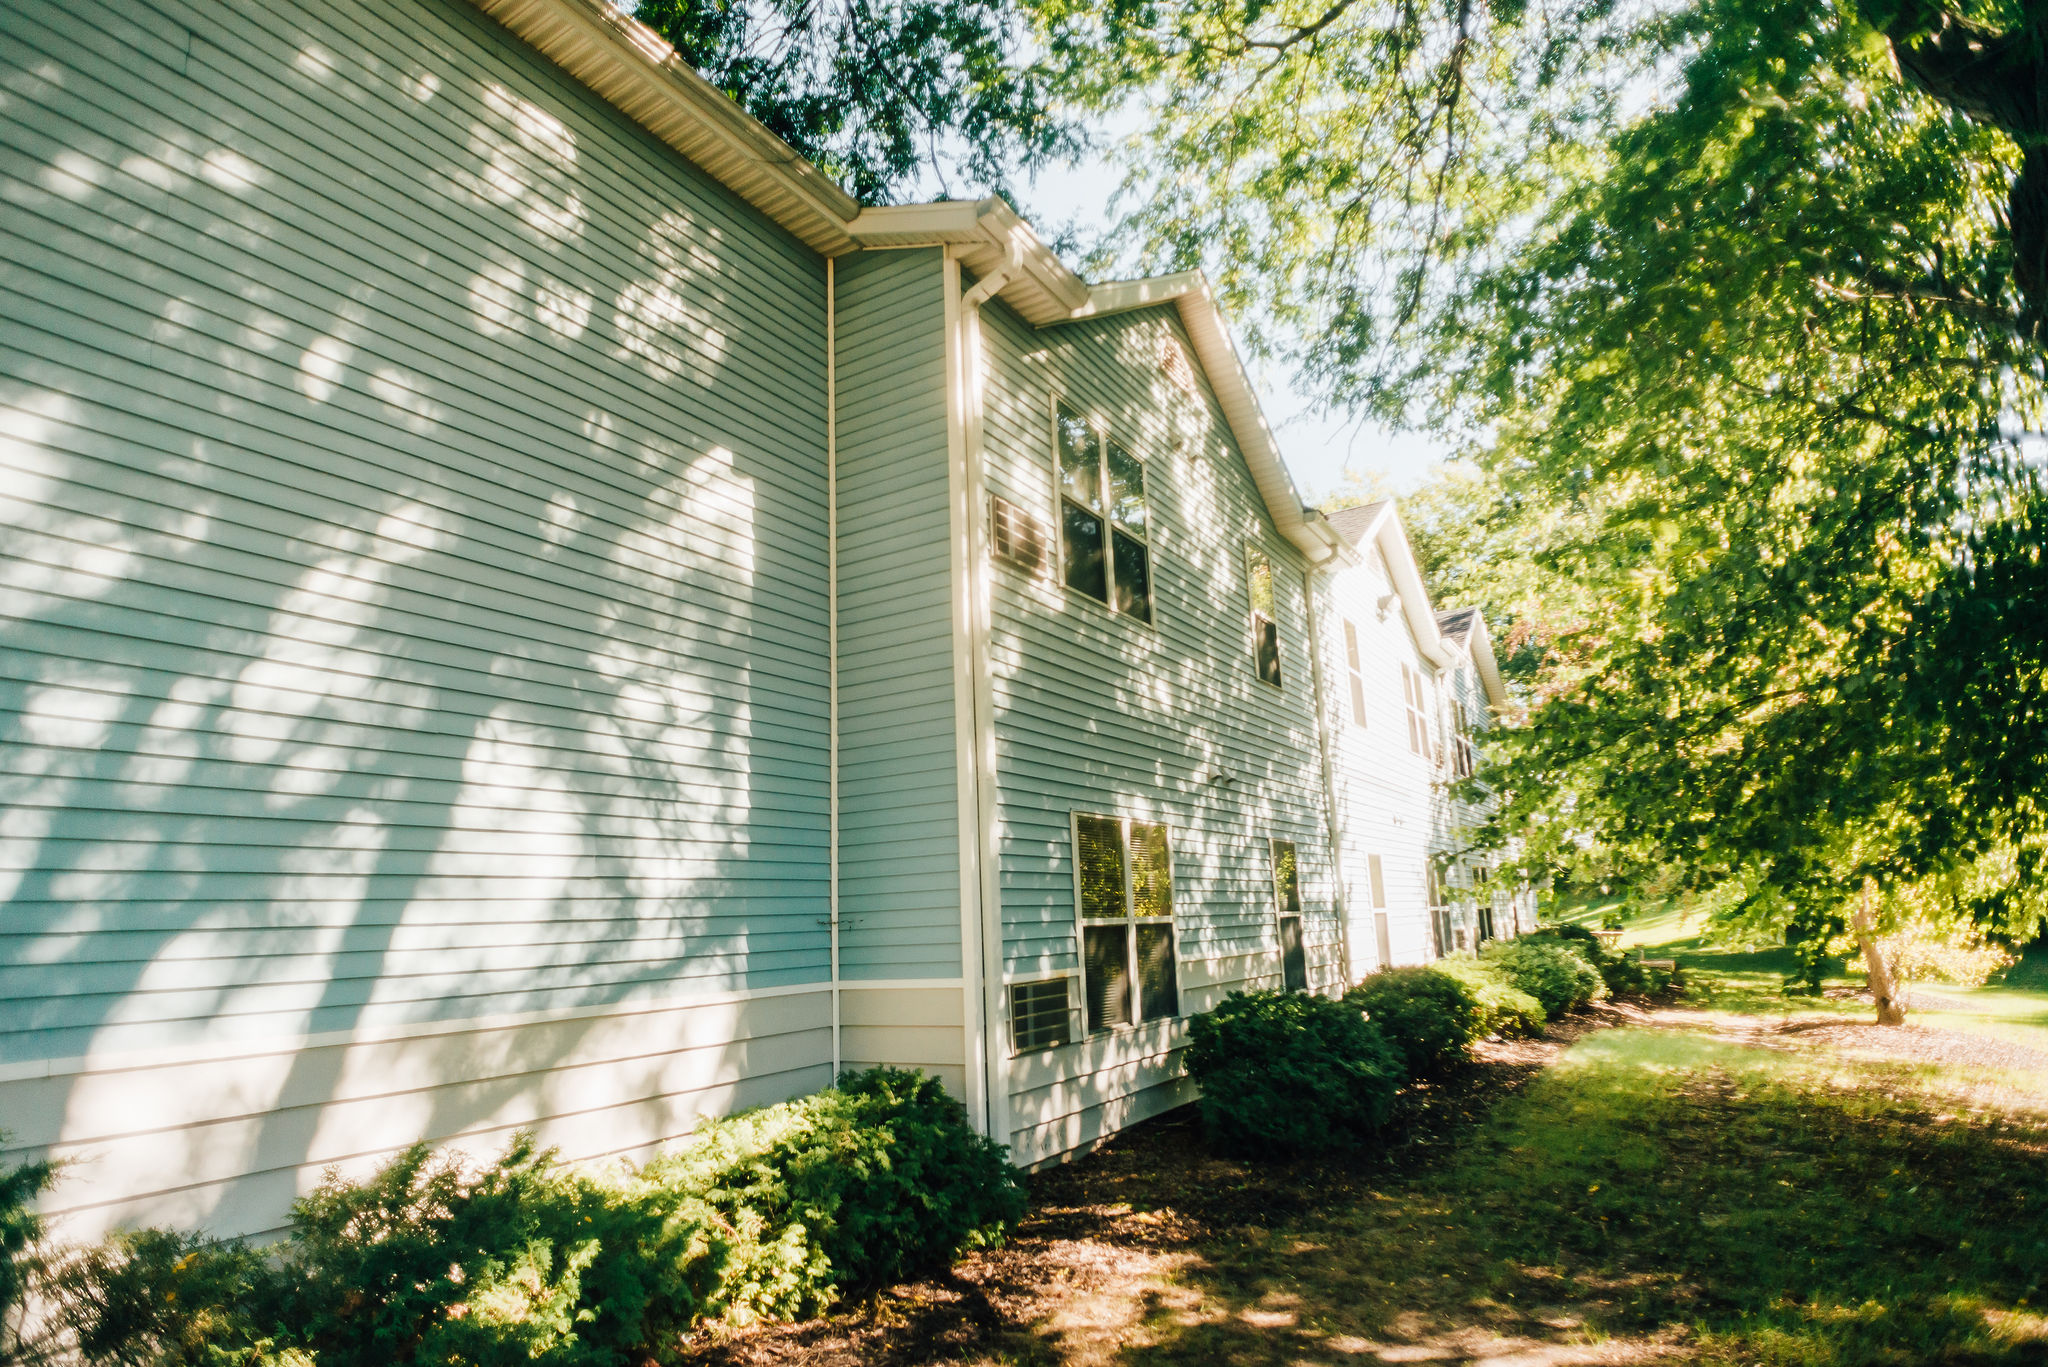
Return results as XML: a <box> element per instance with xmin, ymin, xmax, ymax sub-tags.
<box><xmin>1401</xmin><ymin>663</ymin><xmax>1432</xmax><ymax>758</ymax></box>
<box><xmin>1344</xmin><ymin>619</ymin><xmax>1368</xmax><ymax>725</ymax></box>
<box><xmin>1450</xmin><ymin>699</ymin><xmax>1477</xmax><ymax>778</ymax></box>
<box><xmin>1056</xmin><ymin>402</ymin><xmax>1152</xmax><ymax>624</ymax></box>
<box><xmin>1247</xmin><ymin>545</ymin><xmax>1280</xmax><ymax>686</ymax></box>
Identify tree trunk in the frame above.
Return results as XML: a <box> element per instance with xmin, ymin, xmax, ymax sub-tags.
<box><xmin>1852</xmin><ymin>877</ymin><xmax>1906</xmax><ymax>1026</ymax></box>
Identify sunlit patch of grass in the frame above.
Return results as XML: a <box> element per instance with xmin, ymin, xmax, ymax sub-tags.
<box><xmin>1122</xmin><ymin>1019</ymin><xmax>2048</xmax><ymax>1367</ymax></box>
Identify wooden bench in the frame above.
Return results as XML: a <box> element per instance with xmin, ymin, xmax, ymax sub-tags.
<box><xmin>1637</xmin><ymin>949</ymin><xmax>1677</xmax><ymax>972</ymax></box>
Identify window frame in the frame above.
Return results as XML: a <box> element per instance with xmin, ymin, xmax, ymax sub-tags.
<box><xmin>1401</xmin><ymin>662</ymin><xmax>1433</xmax><ymax>758</ymax></box>
<box><xmin>1050</xmin><ymin>394</ymin><xmax>1156</xmax><ymax>629</ymax></box>
<box><xmin>1068</xmin><ymin>810</ymin><xmax>1181</xmax><ymax>1035</ymax></box>
<box><xmin>1245</xmin><ymin>542</ymin><xmax>1282</xmax><ymax>689</ymax></box>
<box><xmin>1269</xmin><ymin>836</ymin><xmax>1308</xmax><ymax>991</ymax></box>
<box><xmin>1343</xmin><ymin>618</ymin><xmax>1368</xmax><ymax>726</ymax></box>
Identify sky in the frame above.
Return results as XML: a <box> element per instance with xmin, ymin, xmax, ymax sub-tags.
<box><xmin>1017</xmin><ymin>155</ymin><xmax>1454</xmax><ymax>502</ymax></box>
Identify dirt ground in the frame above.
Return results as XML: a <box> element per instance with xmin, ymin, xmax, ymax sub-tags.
<box><xmin>680</xmin><ymin>1018</ymin><xmax>1604</xmax><ymax>1367</ymax></box>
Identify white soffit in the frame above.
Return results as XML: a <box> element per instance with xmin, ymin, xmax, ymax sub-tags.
<box><xmin>465</xmin><ymin>0</ymin><xmax>859</xmax><ymax>255</ymax></box>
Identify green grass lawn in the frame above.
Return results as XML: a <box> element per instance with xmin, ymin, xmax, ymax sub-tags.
<box><xmin>1104</xmin><ymin>921</ymin><xmax>2048</xmax><ymax>1366</ymax></box>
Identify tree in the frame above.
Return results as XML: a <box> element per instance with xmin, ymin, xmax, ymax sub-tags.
<box><xmin>630</xmin><ymin>0</ymin><xmax>1077</xmax><ymax>205</ymax></box>
<box><xmin>1040</xmin><ymin>0</ymin><xmax>2048</xmax><ymax>1016</ymax></box>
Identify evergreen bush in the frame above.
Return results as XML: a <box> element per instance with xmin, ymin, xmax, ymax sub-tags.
<box><xmin>1184</xmin><ymin>991</ymin><xmax>1403</xmax><ymax>1157</ymax></box>
<box><xmin>2</xmin><ymin>1140</ymin><xmax>58</xmax><ymax>1364</ymax></box>
<box><xmin>1343</xmin><ymin>967</ymin><xmax>1480</xmax><ymax>1076</ymax></box>
<box><xmin>1481</xmin><ymin>938</ymin><xmax>1605</xmax><ymax>1017</ymax></box>
<box><xmin>644</xmin><ymin>1067</ymin><xmax>1025</xmax><ymax>1321</ymax></box>
<box><xmin>49</xmin><ymin>1068</ymin><xmax>1022</xmax><ymax>1364</ymax></box>
<box><xmin>1431</xmin><ymin>957</ymin><xmax>1549</xmax><ymax>1038</ymax></box>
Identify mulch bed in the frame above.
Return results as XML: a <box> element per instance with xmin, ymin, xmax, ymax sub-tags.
<box><xmin>680</xmin><ymin>1012</ymin><xmax>1615</xmax><ymax>1367</ymax></box>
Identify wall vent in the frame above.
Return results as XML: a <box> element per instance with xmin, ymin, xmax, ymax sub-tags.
<box><xmin>990</xmin><ymin>493</ymin><xmax>1048</xmax><ymax>577</ymax></box>
<box><xmin>1011</xmin><ymin>977</ymin><xmax>1073</xmax><ymax>1052</ymax></box>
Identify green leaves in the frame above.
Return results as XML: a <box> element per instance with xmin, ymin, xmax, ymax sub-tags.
<box><xmin>628</xmin><ymin>0</ymin><xmax>1078</xmax><ymax>204</ymax></box>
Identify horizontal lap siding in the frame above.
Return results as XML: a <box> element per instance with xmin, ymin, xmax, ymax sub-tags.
<box><xmin>830</xmin><ymin>248</ymin><xmax>962</xmax><ymax>981</ymax></box>
<box><xmin>1</xmin><ymin>0</ymin><xmax>832</xmax><ymax>1230</ymax></box>
<box><xmin>979</xmin><ymin>301</ymin><xmax>1340</xmax><ymax>1161</ymax></box>
<box><xmin>1319</xmin><ymin>552</ymin><xmax>1451</xmax><ymax>971</ymax></box>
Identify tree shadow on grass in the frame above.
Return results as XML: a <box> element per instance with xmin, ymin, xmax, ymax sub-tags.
<box><xmin>1113</xmin><ymin>1029</ymin><xmax>2048</xmax><ymax>1367</ymax></box>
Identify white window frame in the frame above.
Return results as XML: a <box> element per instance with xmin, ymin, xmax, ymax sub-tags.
<box><xmin>1050</xmin><ymin>392</ymin><xmax>1157</xmax><ymax>630</ymax></box>
<box><xmin>1069</xmin><ymin>811</ymin><xmax>1181</xmax><ymax>1034</ymax></box>
<box><xmin>1343</xmin><ymin>617</ymin><xmax>1368</xmax><ymax>727</ymax></box>
<box><xmin>1401</xmin><ymin>662</ymin><xmax>1433</xmax><ymax>759</ymax></box>
<box><xmin>1268</xmin><ymin>835</ymin><xmax>1307</xmax><ymax>990</ymax></box>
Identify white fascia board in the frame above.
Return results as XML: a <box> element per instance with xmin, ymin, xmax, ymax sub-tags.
<box><xmin>1372</xmin><ymin>506</ymin><xmax>1455</xmax><ymax>667</ymax></box>
<box><xmin>1464</xmin><ymin>614</ymin><xmax>1511</xmax><ymax>710</ymax></box>
<box><xmin>1074</xmin><ymin>274</ymin><xmax>1347</xmax><ymax>566</ymax></box>
<box><xmin>465</xmin><ymin>0</ymin><xmax>860</xmax><ymax>254</ymax></box>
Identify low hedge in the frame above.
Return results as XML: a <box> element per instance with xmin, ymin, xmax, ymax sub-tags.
<box><xmin>1432</xmin><ymin>957</ymin><xmax>1548</xmax><ymax>1038</ymax></box>
<box><xmin>1480</xmin><ymin>938</ymin><xmax>1606</xmax><ymax>1017</ymax></box>
<box><xmin>1344</xmin><ymin>967</ymin><xmax>1481</xmax><ymax>1076</ymax></box>
<box><xmin>1185</xmin><ymin>990</ymin><xmax>1403</xmax><ymax>1156</ymax></box>
<box><xmin>42</xmin><ymin>1069</ymin><xmax>1023</xmax><ymax>1367</ymax></box>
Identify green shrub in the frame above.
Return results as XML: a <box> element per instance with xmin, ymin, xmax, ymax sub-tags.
<box><xmin>1433</xmin><ymin>958</ymin><xmax>1548</xmax><ymax>1038</ymax></box>
<box><xmin>61</xmin><ymin>1137</ymin><xmax>720</xmax><ymax>1367</ymax></box>
<box><xmin>2</xmin><ymin>1140</ymin><xmax>58</xmax><ymax>1363</ymax></box>
<box><xmin>1343</xmin><ymin>967</ymin><xmax>1480</xmax><ymax>1076</ymax></box>
<box><xmin>1481</xmin><ymin>938</ymin><xmax>1605</xmax><ymax>1017</ymax></box>
<box><xmin>1541</xmin><ymin>922</ymin><xmax>1610</xmax><ymax>962</ymax></box>
<box><xmin>644</xmin><ymin>1067</ymin><xmax>1024</xmax><ymax>1322</ymax></box>
<box><xmin>1184</xmin><ymin>991</ymin><xmax>1403</xmax><ymax>1157</ymax></box>
<box><xmin>1597</xmin><ymin>954</ymin><xmax>1650</xmax><ymax>997</ymax></box>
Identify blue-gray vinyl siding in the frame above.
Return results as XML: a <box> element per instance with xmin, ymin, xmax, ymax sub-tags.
<box><xmin>979</xmin><ymin>300</ymin><xmax>1342</xmax><ymax>999</ymax></box>
<box><xmin>830</xmin><ymin>248</ymin><xmax>963</xmax><ymax>980</ymax></box>
<box><xmin>0</xmin><ymin>0</ymin><xmax>833</xmax><ymax>1065</ymax></box>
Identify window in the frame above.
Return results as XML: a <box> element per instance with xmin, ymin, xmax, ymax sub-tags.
<box><xmin>1247</xmin><ymin>545</ymin><xmax>1281</xmax><ymax>686</ymax></box>
<box><xmin>1056</xmin><ymin>402</ymin><xmax>1152</xmax><ymax>623</ymax></box>
<box><xmin>990</xmin><ymin>493</ymin><xmax>1049</xmax><ymax>578</ymax></box>
<box><xmin>1343</xmin><ymin>619</ymin><xmax>1368</xmax><ymax>726</ymax></box>
<box><xmin>1449</xmin><ymin>699</ymin><xmax>1477</xmax><ymax>778</ymax></box>
<box><xmin>1401</xmin><ymin>663</ymin><xmax>1432</xmax><ymax>758</ymax></box>
<box><xmin>1010</xmin><ymin>977</ymin><xmax>1073</xmax><ymax>1052</ymax></box>
<box><xmin>1270</xmin><ymin>837</ymin><xmax>1307</xmax><ymax>991</ymax></box>
<box><xmin>1072</xmin><ymin>813</ymin><xmax>1178</xmax><ymax>1032</ymax></box>
<box><xmin>1367</xmin><ymin>853</ymin><xmax>1387</xmax><ymax>907</ymax></box>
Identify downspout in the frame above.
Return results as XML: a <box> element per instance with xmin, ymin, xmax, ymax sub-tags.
<box><xmin>1301</xmin><ymin>539</ymin><xmax>1356</xmax><ymax>990</ymax></box>
<box><xmin>826</xmin><ymin>257</ymin><xmax>841</xmax><ymax>1076</ymax></box>
<box><xmin>957</xmin><ymin>249</ymin><xmax>1021</xmax><ymax>1139</ymax></box>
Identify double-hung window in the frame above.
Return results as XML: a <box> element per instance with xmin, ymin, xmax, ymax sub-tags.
<box><xmin>1401</xmin><ymin>663</ymin><xmax>1432</xmax><ymax>758</ymax></box>
<box><xmin>1367</xmin><ymin>853</ymin><xmax>1392</xmax><ymax>969</ymax></box>
<box><xmin>1056</xmin><ymin>403</ymin><xmax>1152</xmax><ymax>623</ymax></box>
<box><xmin>1072</xmin><ymin>813</ymin><xmax>1177</xmax><ymax>1032</ymax></box>
<box><xmin>1270</xmin><ymin>838</ymin><xmax>1307</xmax><ymax>991</ymax></box>
<box><xmin>1247</xmin><ymin>545</ymin><xmax>1281</xmax><ymax>686</ymax></box>
<box><xmin>1450</xmin><ymin>700</ymin><xmax>1477</xmax><ymax>778</ymax></box>
<box><xmin>1343</xmin><ymin>619</ymin><xmax>1368</xmax><ymax>725</ymax></box>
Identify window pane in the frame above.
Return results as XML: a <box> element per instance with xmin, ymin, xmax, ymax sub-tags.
<box><xmin>1056</xmin><ymin>404</ymin><xmax>1100</xmax><ymax>508</ymax></box>
<box><xmin>1136</xmin><ymin>922</ymin><xmax>1178</xmax><ymax>1021</ymax></box>
<box><xmin>1062</xmin><ymin>501</ymin><xmax>1108</xmax><ymax>602</ymax></box>
<box><xmin>1349</xmin><ymin>671</ymin><xmax>1368</xmax><ymax>726</ymax></box>
<box><xmin>1246</xmin><ymin>547</ymin><xmax>1273</xmax><ymax>616</ymax></box>
<box><xmin>1272</xmin><ymin>839</ymin><xmax>1301</xmax><ymax>914</ymax></box>
<box><xmin>1344</xmin><ymin>619</ymin><xmax>1363</xmax><ymax>673</ymax></box>
<box><xmin>1105</xmin><ymin>438</ymin><xmax>1147</xmax><ymax>534</ymax></box>
<box><xmin>1111</xmin><ymin>529</ymin><xmax>1152</xmax><ymax>623</ymax></box>
<box><xmin>1279</xmin><ymin>914</ymin><xmax>1307</xmax><ymax>992</ymax></box>
<box><xmin>1084</xmin><ymin>925</ymin><xmax>1131</xmax><ymax>1032</ymax></box>
<box><xmin>1374</xmin><ymin>910</ymin><xmax>1393</xmax><ymax>969</ymax></box>
<box><xmin>1255</xmin><ymin>615</ymin><xmax>1282</xmax><ymax>686</ymax></box>
<box><xmin>1011</xmin><ymin>978</ymin><xmax>1072</xmax><ymax>1052</ymax></box>
<box><xmin>1368</xmin><ymin>853</ymin><xmax>1387</xmax><ymax>907</ymax></box>
<box><xmin>1128</xmin><ymin>821</ymin><xmax>1172</xmax><ymax>917</ymax></box>
<box><xmin>1075</xmin><ymin>814</ymin><xmax>1126</xmax><ymax>919</ymax></box>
